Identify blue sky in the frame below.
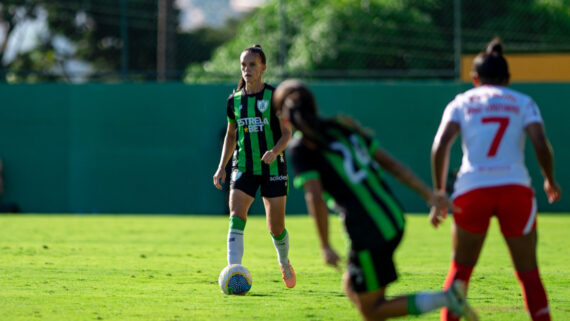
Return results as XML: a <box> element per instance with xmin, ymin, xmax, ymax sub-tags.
<box><xmin>176</xmin><ymin>0</ymin><xmax>270</xmax><ymax>30</ymax></box>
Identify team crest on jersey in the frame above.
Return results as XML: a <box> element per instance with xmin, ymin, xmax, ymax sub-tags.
<box><xmin>257</xmin><ymin>100</ymin><xmax>269</xmax><ymax>113</ymax></box>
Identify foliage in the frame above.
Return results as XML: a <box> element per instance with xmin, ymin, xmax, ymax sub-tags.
<box><xmin>2</xmin><ymin>0</ymin><xmax>570</xmax><ymax>82</ymax></box>
<box><xmin>184</xmin><ymin>0</ymin><xmax>570</xmax><ymax>82</ymax></box>
<box><xmin>0</xmin><ymin>0</ymin><xmax>181</xmax><ymax>82</ymax></box>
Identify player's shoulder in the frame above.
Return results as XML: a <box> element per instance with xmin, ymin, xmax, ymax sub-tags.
<box><xmin>227</xmin><ymin>88</ymin><xmax>244</xmax><ymax>101</ymax></box>
<box><xmin>446</xmin><ymin>90</ymin><xmax>469</xmax><ymax>110</ymax></box>
<box><xmin>264</xmin><ymin>83</ymin><xmax>276</xmax><ymax>92</ymax></box>
<box><xmin>454</xmin><ymin>87</ymin><xmax>480</xmax><ymax>103</ymax></box>
<box><xmin>501</xmin><ymin>86</ymin><xmax>534</xmax><ymax>105</ymax></box>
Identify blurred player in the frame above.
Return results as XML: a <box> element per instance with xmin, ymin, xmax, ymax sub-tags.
<box><xmin>431</xmin><ymin>38</ymin><xmax>561</xmax><ymax>321</ymax></box>
<box><xmin>274</xmin><ymin>79</ymin><xmax>478</xmax><ymax>320</ymax></box>
<box><xmin>212</xmin><ymin>45</ymin><xmax>296</xmax><ymax>288</ymax></box>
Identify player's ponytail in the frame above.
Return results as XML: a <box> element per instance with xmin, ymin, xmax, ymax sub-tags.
<box><xmin>486</xmin><ymin>38</ymin><xmax>504</xmax><ymax>56</ymax></box>
<box><xmin>274</xmin><ymin>79</ymin><xmax>374</xmax><ymax>152</ymax></box>
<box><xmin>273</xmin><ymin>79</ymin><xmax>330</xmax><ymax>149</ymax></box>
<box><xmin>237</xmin><ymin>44</ymin><xmax>267</xmax><ymax>91</ymax></box>
<box><xmin>472</xmin><ymin>37</ymin><xmax>510</xmax><ymax>85</ymax></box>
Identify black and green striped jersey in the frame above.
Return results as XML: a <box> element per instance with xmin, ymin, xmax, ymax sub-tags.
<box><xmin>288</xmin><ymin>125</ymin><xmax>405</xmax><ymax>250</ymax></box>
<box><xmin>226</xmin><ymin>84</ymin><xmax>287</xmax><ymax>176</ymax></box>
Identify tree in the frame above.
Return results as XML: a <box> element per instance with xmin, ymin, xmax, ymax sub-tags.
<box><xmin>184</xmin><ymin>0</ymin><xmax>570</xmax><ymax>83</ymax></box>
<box><xmin>0</xmin><ymin>0</ymin><xmax>180</xmax><ymax>82</ymax></box>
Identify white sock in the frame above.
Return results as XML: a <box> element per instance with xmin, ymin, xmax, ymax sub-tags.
<box><xmin>271</xmin><ymin>229</ymin><xmax>289</xmax><ymax>266</ymax></box>
<box><xmin>227</xmin><ymin>216</ymin><xmax>246</xmax><ymax>265</ymax></box>
<box><xmin>409</xmin><ymin>292</ymin><xmax>448</xmax><ymax>315</ymax></box>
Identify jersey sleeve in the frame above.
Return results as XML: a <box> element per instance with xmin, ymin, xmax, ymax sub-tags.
<box><xmin>434</xmin><ymin>98</ymin><xmax>461</xmax><ymax>143</ymax></box>
<box><xmin>289</xmin><ymin>140</ymin><xmax>320</xmax><ymax>189</ymax></box>
<box><xmin>522</xmin><ymin>98</ymin><xmax>543</xmax><ymax>126</ymax></box>
<box><xmin>226</xmin><ymin>95</ymin><xmax>236</xmax><ymax>123</ymax></box>
<box><xmin>441</xmin><ymin>97</ymin><xmax>461</xmax><ymax>124</ymax></box>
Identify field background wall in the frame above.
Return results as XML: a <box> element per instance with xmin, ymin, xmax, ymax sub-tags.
<box><xmin>1</xmin><ymin>82</ymin><xmax>568</xmax><ymax>214</ymax></box>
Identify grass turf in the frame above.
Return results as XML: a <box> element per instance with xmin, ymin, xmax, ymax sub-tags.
<box><xmin>0</xmin><ymin>214</ymin><xmax>568</xmax><ymax>320</ymax></box>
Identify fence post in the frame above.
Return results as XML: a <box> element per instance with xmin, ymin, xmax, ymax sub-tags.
<box><xmin>453</xmin><ymin>0</ymin><xmax>462</xmax><ymax>81</ymax></box>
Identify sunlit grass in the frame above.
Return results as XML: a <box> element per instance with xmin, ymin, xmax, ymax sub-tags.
<box><xmin>0</xmin><ymin>214</ymin><xmax>568</xmax><ymax>320</ymax></box>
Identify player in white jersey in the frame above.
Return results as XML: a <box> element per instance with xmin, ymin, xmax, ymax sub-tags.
<box><xmin>440</xmin><ymin>81</ymin><xmax>543</xmax><ymax>198</ymax></box>
<box><xmin>430</xmin><ymin>38</ymin><xmax>561</xmax><ymax>321</ymax></box>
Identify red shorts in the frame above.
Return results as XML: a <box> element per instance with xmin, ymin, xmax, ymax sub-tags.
<box><xmin>452</xmin><ymin>185</ymin><xmax>537</xmax><ymax>237</ymax></box>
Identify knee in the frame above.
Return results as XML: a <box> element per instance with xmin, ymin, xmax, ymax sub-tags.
<box><xmin>269</xmin><ymin>225</ymin><xmax>285</xmax><ymax>237</ymax></box>
<box><xmin>266</xmin><ymin>216</ymin><xmax>285</xmax><ymax>236</ymax></box>
<box><xmin>229</xmin><ymin>210</ymin><xmax>247</xmax><ymax>221</ymax></box>
<box><xmin>361</xmin><ymin>305</ymin><xmax>387</xmax><ymax>321</ymax></box>
<box><xmin>365</xmin><ymin>297</ymin><xmax>389</xmax><ymax>320</ymax></box>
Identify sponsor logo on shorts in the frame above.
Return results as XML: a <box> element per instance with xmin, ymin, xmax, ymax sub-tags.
<box><xmin>232</xmin><ymin>171</ymin><xmax>243</xmax><ymax>182</ymax></box>
<box><xmin>269</xmin><ymin>175</ymin><xmax>287</xmax><ymax>182</ymax></box>
<box><xmin>348</xmin><ymin>263</ymin><xmax>364</xmax><ymax>286</ymax></box>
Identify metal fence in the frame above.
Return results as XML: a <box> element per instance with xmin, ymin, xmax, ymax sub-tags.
<box><xmin>1</xmin><ymin>0</ymin><xmax>569</xmax><ymax>83</ymax></box>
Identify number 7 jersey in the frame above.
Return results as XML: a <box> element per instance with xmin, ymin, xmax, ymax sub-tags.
<box><xmin>435</xmin><ymin>85</ymin><xmax>543</xmax><ymax>198</ymax></box>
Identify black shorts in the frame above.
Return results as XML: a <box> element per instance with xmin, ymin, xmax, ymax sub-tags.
<box><xmin>230</xmin><ymin>170</ymin><xmax>288</xmax><ymax>198</ymax></box>
<box><xmin>347</xmin><ymin>233</ymin><xmax>403</xmax><ymax>293</ymax></box>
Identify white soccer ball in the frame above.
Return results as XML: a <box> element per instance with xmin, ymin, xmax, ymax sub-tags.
<box><xmin>218</xmin><ymin>264</ymin><xmax>252</xmax><ymax>295</ymax></box>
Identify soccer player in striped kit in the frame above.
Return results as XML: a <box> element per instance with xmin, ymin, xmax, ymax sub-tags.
<box><xmin>213</xmin><ymin>45</ymin><xmax>296</xmax><ymax>288</ymax></box>
<box><xmin>431</xmin><ymin>38</ymin><xmax>561</xmax><ymax>321</ymax></box>
<box><xmin>274</xmin><ymin>79</ymin><xmax>478</xmax><ymax>321</ymax></box>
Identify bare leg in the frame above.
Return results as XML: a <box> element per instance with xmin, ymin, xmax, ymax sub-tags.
<box><xmin>506</xmin><ymin>230</ymin><xmax>550</xmax><ymax>321</ymax></box>
<box><xmin>452</xmin><ymin>222</ymin><xmax>487</xmax><ymax>266</ymax></box>
<box><xmin>263</xmin><ymin>195</ymin><xmax>296</xmax><ymax>288</ymax></box>
<box><xmin>262</xmin><ymin>195</ymin><xmax>286</xmax><ymax>236</ymax></box>
<box><xmin>230</xmin><ymin>189</ymin><xmax>255</xmax><ymax>221</ymax></box>
<box><xmin>441</xmin><ymin>222</ymin><xmax>487</xmax><ymax>321</ymax></box>
<box><xmin>343</xmin><ymin>272</ymin><xmax>419</xmax><ymax>321</ymax></box>
<box><xmin>505</xmin><ymin>230</ymin><xmax>537</xmax><ymax>272</ymax></box>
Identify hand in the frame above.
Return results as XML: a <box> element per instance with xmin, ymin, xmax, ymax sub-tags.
<box><xmin>429</xmin><ymin>205</ymin><xmax>447</xmax><ymax>228</ymax></box>
<box><xmin>261</xmin><ymin>150</ymin><xmax>277</xmax><ymax>164</ymax></box>
<box><xmin>544</xmin><ymin>180</ymin><xmax>561</xmax><ymax>203</ymax></box>
<box><xmin>213</xmin><ymin>167</ymin><xmax>226</xmax><ymax>190</ymax></box>
<box><xmin>321</xmin><ymin>246</ymin><xmax>342</xmax><ymax>271</ymax></box>
<box><xmin>427</xmin><ymin>190</ymin><xmax>460</xmax><ymax>228</ymax></box>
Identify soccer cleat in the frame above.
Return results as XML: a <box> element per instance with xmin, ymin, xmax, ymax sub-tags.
<box><xmin>445</xmin><ymin>280</ymin><xmax>479</xmax><ymax>321</ymax></box>
<box><xmin>280</xmin><ymin>261</ymin><xmax>296</xmax><ymax>288</ymax></box>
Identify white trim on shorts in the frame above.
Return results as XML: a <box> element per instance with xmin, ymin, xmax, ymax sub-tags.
<box><xmin>522</xmin><ymin>197</ymin><xmax>537</xmax><ymax>235</ymax></box>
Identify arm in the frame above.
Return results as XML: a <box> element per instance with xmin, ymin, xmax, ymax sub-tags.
<box><xmin>261</xmin><ymin>119</ymin><xmax>292</xmax><ymax>164</ymax></box>
<box><xmin>303</xmin><ymin>179</ymin><xmax>341</xmax><ymax>268</ymax></box>
<box><xmin>373</xmin><ymin>144</ymin><xmax>456</xmax><ymax>226</ymax></box>
<box><xmin>213</xmin><ymin>122</ymin><xmax>237</xmax><ymax>190</ymax></box>
<box><xmin>429</xmin><ymin>121</ymin><xmax>460</xmax><ymax>227</ymax></box>
<box><xmin>525</xmin><ymin>122</ymin><xmax>561</xmax><ymax>203</ymax></box>
<box><xmin>374</xmin><ymin>147</ymin><xmax>433</xmax><ymax>202</ymax></box>
<box><xmin>431</xmin><ymin>122</ymin><xmax>460</xmax><ymax>192</ymax></box>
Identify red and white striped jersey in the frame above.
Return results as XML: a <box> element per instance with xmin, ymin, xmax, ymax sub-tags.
<box><xmin>435</xmin><ymin>85</ymin><xmax>543</xmax><ymax>198</ymax></box>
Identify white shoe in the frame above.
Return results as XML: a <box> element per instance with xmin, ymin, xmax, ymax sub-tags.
<box><xmin>446</xmin><ymin>280</ymin><xmax>479</xmax><ymax>321</ymax></box>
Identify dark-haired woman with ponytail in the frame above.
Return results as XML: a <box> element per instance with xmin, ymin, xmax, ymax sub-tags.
<box><xmin>213</xmin><ymin>45</ymin><xmax>296</xmax><ymax>288</ymax></box>
<box><xmin>431</xmin><ymin>38</ymin><xmax>561</xmax><ymax>321</ymax></box>
<box><xmin>275</xmin><ymin>79</ymin><xmax>478</xmax><ymax>320</ymax></box>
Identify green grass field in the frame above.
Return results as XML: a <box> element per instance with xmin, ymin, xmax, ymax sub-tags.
<box><xmin>0</xmin><ymin>214</ymin><xmax>568</xmax><ymax>321</ymax></box>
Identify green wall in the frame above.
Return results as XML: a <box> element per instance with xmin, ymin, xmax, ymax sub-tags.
<box><xmin>0</xmin><ymin>82</ymin><xmax>568</xmax><ymax>214</ymax></box>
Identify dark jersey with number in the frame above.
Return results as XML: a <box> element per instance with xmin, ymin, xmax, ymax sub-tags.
<box><xmin>227</xmin><ymin>84</ymin><xmax>287</xmax><ymax>176</ymax></box>
<box><xmin>288</xmin><ymin>124</ymin><xmax>404</xmax><ymax>250</ymax></box>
